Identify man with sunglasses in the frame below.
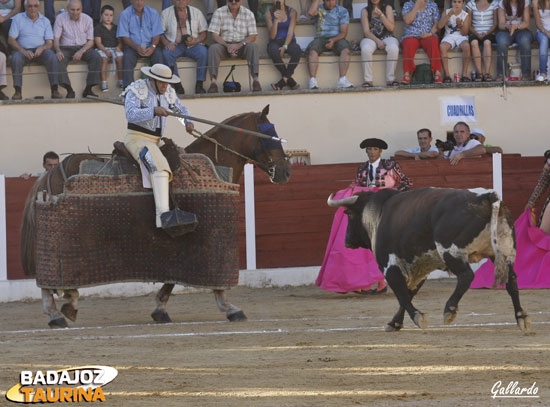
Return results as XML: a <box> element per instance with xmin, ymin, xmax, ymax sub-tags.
<box><xmin>8</xmin><ymin>0</ymin><xmax>61</xmax><ymax>100</ymax></box>
<box><xmin>207</xmin><ymin>0</ymin><xmax>261</xmax><ymax>92</ymax></box>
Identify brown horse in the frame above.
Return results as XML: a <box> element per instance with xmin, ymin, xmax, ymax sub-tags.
<box><xmin>21</xmin><ymin>105</ymin><xmax>291</xmax><ymax>328</ymax></box>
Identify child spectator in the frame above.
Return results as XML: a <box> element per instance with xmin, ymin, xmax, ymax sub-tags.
<box><xmin>94</xmin><ymin>5</ymin><xmax>124</xmax><ymax>92</ymax></box>
<box><xmin>439</xmin><ymin>0</ymin><xmax>472</xmax><ymax>82</ymax></box>
<box><xmin>534</xmin><ymin>0</ymin><xmax>550</xmax><ymax>82</ymax></box>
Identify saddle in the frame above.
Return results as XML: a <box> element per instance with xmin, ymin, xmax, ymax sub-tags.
<box><xmin>112</xmin><ymin>137</ymin><xmax>183</xmax><ymax>174</ymax></box>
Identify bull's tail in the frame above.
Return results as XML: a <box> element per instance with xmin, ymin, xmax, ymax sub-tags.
<box><xmin>489</xmin><ymin>198</ymin><xmax>514</xmax><ymax>287</ymax></box>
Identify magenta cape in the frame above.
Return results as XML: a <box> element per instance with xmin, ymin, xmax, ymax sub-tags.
<box><xmin>471</xmin><ymin>209</ymin><xmax>550</xmax><ymax>289</ymax></box>
<box><xmin>316</xmin><ymin>186</ymin><xmax>385</xmax><ymax>293</ymax></box>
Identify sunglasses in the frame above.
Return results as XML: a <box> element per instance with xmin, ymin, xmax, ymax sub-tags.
<box><xmin>228</xmin><ymin>0</ymin><xmax>241</xmax><ymax>3</ymax></box>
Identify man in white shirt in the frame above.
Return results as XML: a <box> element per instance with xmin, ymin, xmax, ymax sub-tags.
<box><xmin>394</xmin><ymin>128</ymin><xmax>439</xmax><ymax>160</ymax></box>
<box><xmin>445</xmin><ymin>121</ymin><xmax>486</xmax><ymax>165</ymax></box>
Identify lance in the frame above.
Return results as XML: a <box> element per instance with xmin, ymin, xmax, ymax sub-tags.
<box><xmin>87</xmin><ymin>95</ymin><xmax>287</xmax><ymax>143</ymax></box>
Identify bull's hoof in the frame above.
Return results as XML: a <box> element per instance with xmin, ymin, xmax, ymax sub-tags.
<box><xmin>443</xmin><ymin>306</ymin><xmax>458</xmax><ymax>325</ymax></box>
<box><xmin>48</xmin><ymin>317</ymin><xmax>68</xmax><ymax>329</ymax></box>
<box><xmin>516</xmin><ymin>311</ymin><xmax>532</xmax><ymax>333</ymax></box>
<box><xmin>227</xmin><ymin>310</ymin><xmax>247</xmax><ymax>322</ymax></box>
<box><xmin>385</xmin><ymin>322</ymin><xmax>402</xmax><ymax>332</ymax></box>
<box><xmin>413</xmin><ymin>312</ymin><xmax>428</xmax><ymax>329</ymax></box>
<box><xmin>60</xmin><ymin>304</ymin><xmax>78</xmax><ymax>322</ymax></box>
<box><xmin>151</xmin><ymin>309</ymin><xmax>172</xmax><ymax>323</ymax></box>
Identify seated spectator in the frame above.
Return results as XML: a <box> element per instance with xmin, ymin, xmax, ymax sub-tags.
<box><xmin>534</xmin><ymin>0</ymin><xmax>550</xmax><ymax>82</ymax></box>
<box><xmin>95</xmin><ymin>5</ymin><xmax>124</xmax><ymax>92</ymax></box>
<box><xmin>0</xmin><ymin>50</ymin><xmax>6</xmax><ymax>100</ymax></box>
<box><xmin>444</xmin><ymin>121</ymin><xmax>486</xmax><ymax>165</ymax></box>
<box><xmin>161</xmin><ymin>0</ymin><xmax>208</xmax><ymax>95</ymax></box>
<box><xmin>394</xmin><ymin>128</ymin><xmax>439</xmax><ymax>159</ymax></box>
<box><xmin>298</xmin><ymin>0</ymin><xmax>313</xmax><ymax>21</ymax></box>
<box><xmin>466</xmin><ymin>0</ymin><xmax>498</xmax><ymax>82</ymax></box>
<box><xmin>8</xmin><ymin>0</ymin><xmax>61</xmax><ymax>100</ymax></box>
<box><xmin>470</xmin><ymin>127</ymin><xmax>504</xmax><ymax>153</ymax></box>
<box><xmin>207</xmin><ymin>0</ymin><xmax>261</xmax><ymax>92</ymax></box>
<box><xmin>401</xmin><ymin>0</ymin><xmax>443</xmax><ymax>84</ymax></box>
<box><xmin>265</xmin><ymin>0</ymin><xmax>301</xmax><ymax>90</ymax></box>
<box><xmin>439</xmin><ymin>0</ymin><xmax>471</xmax><ymax>83</ymax></box>
<box><xmin>307</xmin><ymin>0</ymin><xmax>353</xmax><ymax>89</ymax></box>
<box><xmin>496</xmin><ymin>0</ymin><xmax>532</xmax><ymax>81</ymax></box>
<box><xmin>0</xmin><ymin>0</ymin><xmax>21</xmax><ymax>43</ymax></box>
<box><xmin>20</xmin><ymin>151</ymin><xmax>60</xmax><ymax>179</ymax></box>
<box><xmin>46</xmin><ymin>0</ymin><xmax>101</xmax><ymax>26</ymax></box>
<box><xmin>54</xmin><ymin>0</ymin><xmax>102</xmax><ymax>98</ymax></box>
<box><xmin>117</xmin><ymin>0</ymin><xmax>165</xmax><ymax>88</ymax></box>
<box><xmin>359</xmin><ymin>0</ymin><xmax>399</xmax><ymax>87</ymax></box>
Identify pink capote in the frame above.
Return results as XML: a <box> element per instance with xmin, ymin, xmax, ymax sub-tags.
<box><xmin>471</xmin><ymin>209</ymin><xmax>550</xmax><ymax>289</ymax></box>
<box><xmin>316</xmin><ymin>186</ymin><xmax>385</xmax><ymax>293</ymax></box>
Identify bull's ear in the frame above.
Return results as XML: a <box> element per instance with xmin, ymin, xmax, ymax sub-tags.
<box><xmin>261</xmin><ymin>105</ymin><xmax>270</xmax><ymax>118</ymax></box>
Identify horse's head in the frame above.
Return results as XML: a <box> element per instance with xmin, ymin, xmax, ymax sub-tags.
<box><xmin>253</xmin><ymin>105</ymin><xmax>291</xmax><ymax>184</ymax></box>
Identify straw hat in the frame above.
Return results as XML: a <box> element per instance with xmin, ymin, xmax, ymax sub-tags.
<box><xmin>140</xmin><ymin>64</ymin><xmax>181</xmax><ymax>84</ymax></box>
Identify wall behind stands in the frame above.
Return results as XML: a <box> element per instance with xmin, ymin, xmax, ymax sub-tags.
<box><xmin>1</xmin><ymin>85</ymin><xmax>548</xmax><ymax>176</ymax></box>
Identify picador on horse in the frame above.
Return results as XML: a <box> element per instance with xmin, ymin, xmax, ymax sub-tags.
<box><xmin>21</xmin><ymin>63</ymin><xmax>292</xmax><ymax>328</ymax></box>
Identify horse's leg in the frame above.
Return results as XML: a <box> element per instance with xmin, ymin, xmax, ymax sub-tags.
<box><xmin>505</xmin><ymin>264</ymin><xmax>531</xmax><ymax>332</ymax></box>
<box><xmin>42</xmin><ymin>289</ymin><xmax>68</xmax><ymax>328</ymax></box>
<box><xmin>60</xmin><ymin>289</ymin><xmax>79</xmax><ymax>322</ymax></box>
<box><xmin>213</xmin><ymin>289</ymin><xmax>247</xmax><ymax>322</ymax></box>
<box><xmin>151</xmin><ymin>283</ymin><xmax>174</xmax><ymax>323</ymax></box>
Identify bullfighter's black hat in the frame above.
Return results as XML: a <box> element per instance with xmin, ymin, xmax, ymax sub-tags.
<box><xmin>359</xmin><ymin>138</ymin><xmax>388</xmax><ymax>150</ymax></box>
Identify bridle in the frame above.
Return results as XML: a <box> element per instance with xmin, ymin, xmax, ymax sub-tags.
<box><xmin>188</xmin><ymin>113</ymin><xmax>290</xmax><ymax>182</ymax></box>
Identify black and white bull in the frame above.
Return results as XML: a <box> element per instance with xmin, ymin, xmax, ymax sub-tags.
<box><xmin>328</xmin><ymin>187</ymin><xmax>531</xmax><ymax>333</ymax></box>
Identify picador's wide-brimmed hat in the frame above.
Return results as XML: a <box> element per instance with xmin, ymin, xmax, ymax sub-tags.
<box><xmin>360</xmin><ymin>138</ymin><xmax>388</xmax><ymax>150</ymax></box>
<box><xmin>141</xmin><ymin>64</ymin><xmax>181</xmax><ymax>84</ymax></box>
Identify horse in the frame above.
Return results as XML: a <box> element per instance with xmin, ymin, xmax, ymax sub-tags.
<box><xmin>21</xmin><ymin>105</ymin><xmax>292</xmax><ymax>328</ymax></box>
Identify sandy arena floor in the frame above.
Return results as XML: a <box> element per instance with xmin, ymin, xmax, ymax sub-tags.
<box><xmin>0</xmin><ymin>279</ymin><xmax>548</xmax><ymax>407</ymax></box>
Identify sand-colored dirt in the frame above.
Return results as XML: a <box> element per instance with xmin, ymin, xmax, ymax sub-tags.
<box><xmin>0</xmin><ymin>279</ymin><xmax>548</xmax><ymax>406</ymax></box>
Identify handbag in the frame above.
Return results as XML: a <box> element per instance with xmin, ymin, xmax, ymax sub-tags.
<box><xmin>223</xmin><ymin>65</ymin><xmax>241</xmax><ymax>93</ymax></box>
<box><xmin>411</xmin><ymin>63</ymin><xmax>433</xmax><ymax>85</ymax></box>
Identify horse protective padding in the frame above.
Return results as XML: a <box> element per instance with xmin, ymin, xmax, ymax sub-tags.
<box><xmin>34</xmin><ymin>154</ymin><xmax>240</xmax><ymax>289</ymax></box>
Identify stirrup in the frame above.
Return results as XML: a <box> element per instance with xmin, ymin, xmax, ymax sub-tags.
<box><xmin>160</xmin><ymin>209</ymin><xmax>198</xmax><ymax>238</ymax></box>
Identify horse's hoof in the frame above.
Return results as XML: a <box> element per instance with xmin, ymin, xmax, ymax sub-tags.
<box><xmin>48</xmin><ymin>317</ymin><xmax>68</xmax><ymax>329</ymax></box>
<box><xmin>61</xmin><ymin>304</ymin><xmax>78</xmax><ymax>322</ymax></box>
<box><xmin>516</xmin><ymin>311</ymin><xmax>532</xmax><ymax>333</ymax></box>
<box><xmin>443</xmin><ymin>306</ymin><xmax>458</xmax><ymax>325</ymax></box>
<box><xmin>385</xmin><ymin>322</ymin><xmax>402</xmax><ymax>332</ymax></box>
<box><xmin>413</xmin><ymin>312</ymin><xmax>427</xmax><ymax>329</ymax></box>
<box><xmin>151</xmin><ymin>309</ymin><xmax>172</xmax><ymax>323</ymax></box>
<box><xmin>227</xmin><ymin>310</ymin><xmax>247</xmax><ymax>322</ymax></box>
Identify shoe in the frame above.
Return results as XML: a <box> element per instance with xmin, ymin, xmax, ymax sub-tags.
<box><xmin>12</xmin><ymin>90</ymin><xmax>22</xmax><ymax>100</ymax></box>
<box><xmin>83</xmin><ymin>88</ymin><xmax>98</xmax><ymax>98</ymax></box>
<box><xmin>308</xmin><ymin>77</ymin><xmax>318</xmax><ymax>89</ymax></box>
<box><xmin>271</xmin><ymin>78</ymin><xmax>286</xmax><ymax>91</ymax></box>
<box><xmin>101</xmin><ymin>82</ymin><xmax>108</xmax><ymax>92</ymax></box>
<box><xmin>51</xmin><ymin>90</ymin><xmax>63</xmax><ymax>99</ymax></box>
<box><xmin>174</xmin><ymin>83</ymin><xmax>185</xmax><ymax>95</ymax></box>
<box><xmin>434</xmin><ymin>72</ymin><xmax>443</xmax><ymax>83</ymax></box>
<box><xmin>337</xmin><ymin>76</ymin><xmax>353</xmax><ymax>88</ymax></box>
<box><xmin>65</xmin><ymin>89</ymin><xmax>75</xmax><ymax>99</ymax></box>
<box><xmin>207</xmin><ymin>82</ymin><xmax>218</xmax><ymax>93</ymax></box>
<box><xmin>287</xmin><ymin>77</ymin><xmax>300</xmax><ymax>90</ymax></box>
<box><xmin>252</xmin><ymin>80</ymin><xmax>262</xmax><ymax>91</ymax></box>
<box><xmin>483</xmin><ymin>74</ymin><xmax>494</xmax><ymax>82</ymax></box>
<box><xmin>460</xmin><ymin>75</ymin><xmax>471</xmax><ymax>82</ymax></box>
<box><xmin>386</xmin><ymin>81</ymin><xmax>399</xmax><ymax>86</ymax></box>
<box><xmin>401</xmin><ymin>73</ymin><xmax>411</xmax><ymax>85</ymax></box>
<box><xmin>195</xmin><ymin>83</ymin><xmax>206</xmax><ymax>94</ymax></box>
<box><xmin>536</xmin><ymin>74</ymin><xmax>546</xmax><ymax>82</ymax></box>
<box><xmin>297</xmin><ymin>14</ymin><xmax>311</xmax><ymax>23</ymax></box>
<box><xmin>118</xmin><ymin>80</ymin><xmax>124</xmax><ymax>89</ymax></box>
<box><xmin>362</xmin><ymin>81</ymin><xmax>373</xmax><ymax>88</ymax></box>
<box><xmin>0</xmin><ymin>89</ymin><xmax>7</xmax><ymax>100</ymax></box>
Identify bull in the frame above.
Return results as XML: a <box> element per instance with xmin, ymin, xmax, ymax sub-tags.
<box><xmin>328</xmin><ymin>187</ymin><xmax>531</xmax><ymax>333</ymax></box>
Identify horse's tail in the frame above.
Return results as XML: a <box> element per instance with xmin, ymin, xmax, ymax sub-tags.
<box><xmin>20</xmin><ymin>177</ymin><xmax>45</xmax><ymax>276</ymax></box>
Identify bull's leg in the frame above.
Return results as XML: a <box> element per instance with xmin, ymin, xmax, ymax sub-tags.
<box><xmin>385</xmin><ymin>279</ymin><xmax>427</xmax><ymax>332</ymax></box>
<box><xmin>60</xmin><ymin>289</ymin><xmax>79</xmax><ymax>322</ymax></box>
<box><xmin>213</xmin><ymin>289</ymin><xmax>247</xmax><ymax>322</ymax></box>
<box><xmin>151</xmin><ymin>284</ymin><xmax>174</xmax><ymax>323</ymax></box>
<box><xmin>505</xmin><ymin>265</ymin><xmax>531</xmax><ymax>333</ymax></box>
<box><xmin>443</xmin><ymin>254</ymin><xmax>475</xmax><ymax>325</ymax></box>
<box><xmin>42</xmin><ymin>289</ymin><xmax>68</xmax><ymax>328</ymax></box>
<box><xmin>385</xmin><ymin>266</ymin><xmax>427</xmax><ymax>330</ymax></box>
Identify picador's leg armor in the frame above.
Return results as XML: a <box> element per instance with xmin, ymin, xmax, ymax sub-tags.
<box><xmin>150</xmin><ymin>171</ymin><xmax>199</xmax><ymax>237</ymax></box>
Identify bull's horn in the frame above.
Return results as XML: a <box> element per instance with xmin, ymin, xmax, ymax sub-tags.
<box><xmin>327</xmin><ymin>194</ymin><xmax>359</xmax><ymax>207</ymax></box>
